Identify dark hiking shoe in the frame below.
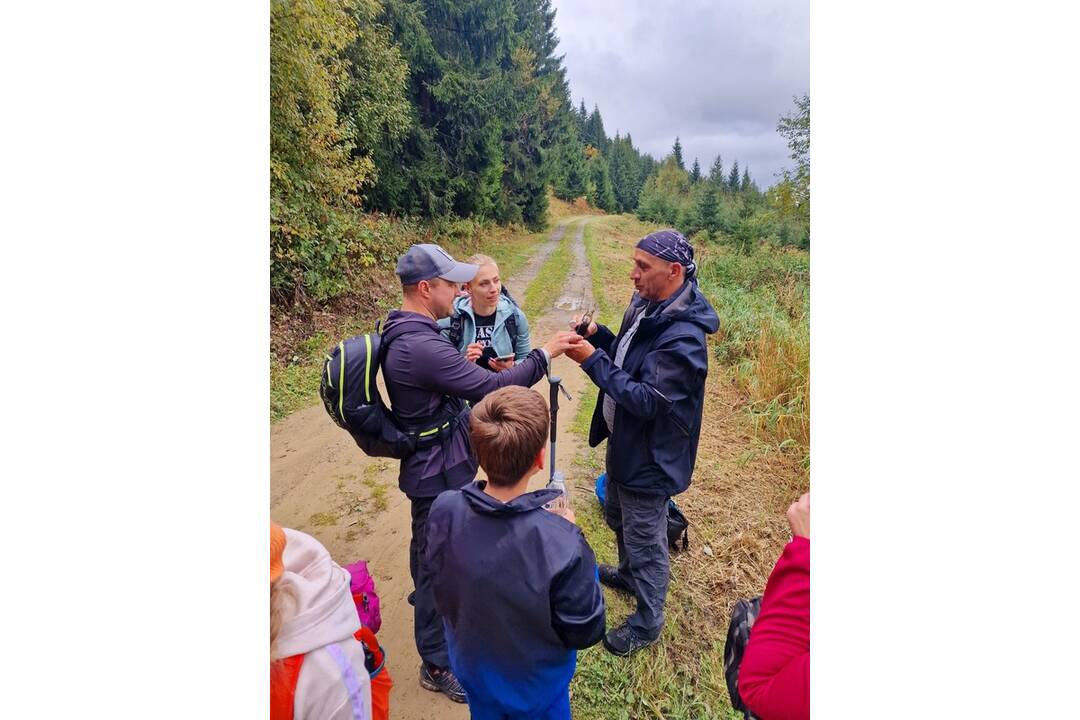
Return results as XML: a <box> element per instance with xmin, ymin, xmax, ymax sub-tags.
<box><xmin>597</xmin><ymin>564</ymin><xmax>633</xmax><ymax>595</ymax></box>
<box><xmin>602</xmin><ymin>622</ymin><xmax>659</xmax><ymax>657</ymax></box>
<box><xmin>420</xmin><ymin>663</ymin><xmax>467</xmax><ymax>703</ymax></box>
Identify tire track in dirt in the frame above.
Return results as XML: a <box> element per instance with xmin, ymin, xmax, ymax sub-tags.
<box><xmin>269</xmin><ymin>218</ymin><xmax>595</xmax><ymax>720</ymax></box>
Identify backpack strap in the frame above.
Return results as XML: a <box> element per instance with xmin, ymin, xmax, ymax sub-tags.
<box><xmin>504</xmin><ymin>310</ymin><xmax>518</xmax><ymax>347</ymax></box>
<box><xmin>379</xmin><ymin>319</ymin><xmax>459</xmax><ymax>442</ymax></box>
<box><xmin>270</xmin><ymin>655</ymin><xmax>305</xmax><ymax>720</ymax></box>
<box><xmin>324</xmin><ymin>642</ymin><xmax>369</xmax><ymax>720</ymax></box>
<box><xmin>271</xmin><ymin>634</ymin><xmax>385</xmax><ymax>720</ymax></box>
<box><xmin>447</xmin><ymin>312</ymin><xmax>464</xmax><ymax>347</ymax></box>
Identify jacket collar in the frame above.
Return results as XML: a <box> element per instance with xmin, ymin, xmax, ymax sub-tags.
<box><xmin>453</xmin><ymin>295</ymin><xmax>513</xmax><ymax>322</ymax></box>
<box><xmin>461</xmin><ymin>480</ymin><xmax>561</xmax><ymax>516</ymax></box>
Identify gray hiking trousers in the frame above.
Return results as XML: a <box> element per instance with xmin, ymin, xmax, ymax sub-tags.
<box><xmin>603</xmin><ymin>475</ymin><xmax>670</xmax><ymax>640</ymax></box>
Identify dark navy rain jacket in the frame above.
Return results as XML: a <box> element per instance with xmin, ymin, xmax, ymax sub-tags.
<box><xmin>425</xmin><ymin>482</ymin><xmax>606</xmax><ymax>718</ymax></box>
<box><xmin>581</xmin><ymin>280</ymin><xmax>719</xmax><ymax>497</ymax></box>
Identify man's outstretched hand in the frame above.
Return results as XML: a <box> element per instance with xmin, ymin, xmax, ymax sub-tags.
<box><xmin>542</xmin><ymin>331</ymin><xmax>585</xmax><ymax>359</ymax></box>
<box><xmin>487</xmin><ymin>357</ymin><xmax>515</xmax><ymax>371</ymax></box>
<box><xmin>564</xmin><ymin>338</ymin><xmax>595</xmax><ymax>364</ymax></box>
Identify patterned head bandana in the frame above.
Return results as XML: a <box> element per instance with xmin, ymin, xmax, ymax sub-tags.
<box><xmin>635</xmin><ymin>229</ymin><xmax>696</xmax><ymax>280</ymax></box>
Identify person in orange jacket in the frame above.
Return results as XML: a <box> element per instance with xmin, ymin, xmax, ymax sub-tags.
<box><xmin>270</xmin><ymin>522</ymin><xmax>391</xmax><ymax>720</ymax></box>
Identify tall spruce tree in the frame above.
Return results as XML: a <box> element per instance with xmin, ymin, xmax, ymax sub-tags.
<box><xmin>728</xmin><ymin>159</ymin><xmax>741</xmax><ymax>192</ymax></box>
<box><xmin>709</xmin><ymin>155</ymin><xmax>724</xmax><ymax>184</ymax></box>
<box><xmin>690</xmin><ymin>157</ymin><xmax>701</xmax><ymax>183</ymax></box>
<box><xmin>740</xmin><ymin>166</ymin><xmax>752</xmax><ymax>193</ymax></box>
<box><xmin>551</xmin><ymin>128</ymin><xmax>587</xmax><ymax>200</ymax></box>
<box><xmin>697</xmin><ymin>182</ymin><xmax>719</xmax><ymax>240</ymax></box>
<box><xmin>586</xmin><ymin>151</ymin><xmax>616</xmax><ymax>212</ymax></box>
<box><xmin>640</xmin><ymin>152</ymin><xmax>659</xmax><ymax>181</ymax></box>
<box><xmin>672</xmin><ymin>136</ymin><xmax>685</xmax><ymax>170</ymax></box>
<box><xmin>583</xmin><ymin>105</ymin><xmax>610</xmax><ymax>155</ymax></box>
<box><xmin>608</xmin><ymin>133</ymin><xmax>645</xmax><ymax>213</ymax></box>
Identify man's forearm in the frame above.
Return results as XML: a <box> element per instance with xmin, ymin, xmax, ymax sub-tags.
<box><xmin>580</xmin><ymin>349</ymin><xmax>670</xmax><ymax>419</ymax></box>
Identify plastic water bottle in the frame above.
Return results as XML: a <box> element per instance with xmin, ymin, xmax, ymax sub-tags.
<box><xmin>545</xmin><ymin>470</ymin><xmax>568</xmax><ymax>514</ymax></box>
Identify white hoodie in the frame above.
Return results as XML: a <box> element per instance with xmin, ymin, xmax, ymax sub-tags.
<box><xmin>274</xmin><ymin>529</ymin><xmax>372</xmax><ymax>720</ymax></box>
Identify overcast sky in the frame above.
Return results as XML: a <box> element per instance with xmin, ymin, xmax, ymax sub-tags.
<box><xmin>551</xmin><ymin>0</ymin><xmax>808</xmax><ymax>188</ymax></box>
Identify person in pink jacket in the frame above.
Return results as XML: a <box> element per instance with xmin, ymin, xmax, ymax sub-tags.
<box><xmin>738</xmin><ymin>493</ymin><xmax>810</xmax><ymax>720</ymax></box>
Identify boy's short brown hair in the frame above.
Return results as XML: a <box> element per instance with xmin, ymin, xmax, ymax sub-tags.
<box><xmin>469</xmin><ymin>386</ymin><xmax>549</xmax><ymax>486</ymax></box>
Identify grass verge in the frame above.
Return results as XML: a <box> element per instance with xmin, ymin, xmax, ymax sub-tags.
<box><xmin>522</xmin><ymin>219</ymin><xmax>579</xmax><ymax>312</ymax></box>
<box><xmin>696</xmin><ymin>245</ymin><xmax>809</xmax><ymax>459</ymax></box>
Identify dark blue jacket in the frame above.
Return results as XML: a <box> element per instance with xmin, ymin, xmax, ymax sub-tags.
<box><xmin>381</xmin><ymin>311</ymin><xmax>549</xmax><ymax>498</ymax></box>
<box><xmin>581</xmin><ymin>280</ymin><xmax>719</xmax><ymax>497</ymax></box>
<box><xmin>425</xmin><ymin>482</ymin><xmax>606</xmax><ymax>717</ymax></box>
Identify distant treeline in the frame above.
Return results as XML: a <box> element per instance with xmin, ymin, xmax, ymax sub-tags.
<box><xmin>270</xmin><ymin>0</ymin><xmax>808</xmax><ymax>303</ymax></box>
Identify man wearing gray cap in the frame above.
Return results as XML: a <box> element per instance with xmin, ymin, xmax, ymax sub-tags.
<box><xmin>381</xmin><ymin>243</ymin><xmax>584</xmax><ymax>702</ymax></box>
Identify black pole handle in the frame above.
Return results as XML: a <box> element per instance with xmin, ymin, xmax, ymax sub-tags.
<box><xmin>548</xmin><ymin>375</ymin><xmax>560</xmax><ymax>445</ymax></box>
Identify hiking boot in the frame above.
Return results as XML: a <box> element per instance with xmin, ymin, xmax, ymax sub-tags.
<box><xmin>419</xmin><ymin>663</ymin><xmax>467</xmax><ymax>704</ymax></box>
<box><xmin>597</xmin><ymin>564</ymin><xmax>633</xmax><ymax>595</ymax></box>
<box><xmin>602</xmin><ymin>622</ymin><xmax>658</xmax><ymax>657</ymax></box>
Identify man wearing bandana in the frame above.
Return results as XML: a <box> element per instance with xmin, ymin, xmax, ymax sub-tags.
<box><xmin>565</xmin><ymin>229</ymin><xmax>719</xmax><ymax>656</ymax></box>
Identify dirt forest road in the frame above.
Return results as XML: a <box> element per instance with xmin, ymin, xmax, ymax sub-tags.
<box><xmin>270</xmin><ymin>218</ymin><xmax>597</xmax><ymax>720</ymax></box>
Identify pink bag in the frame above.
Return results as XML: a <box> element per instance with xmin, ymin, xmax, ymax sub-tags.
<box><xmin>344</xmin><ymin>560</ymin><xmax>382</xmax><ymax>634</ymax></box>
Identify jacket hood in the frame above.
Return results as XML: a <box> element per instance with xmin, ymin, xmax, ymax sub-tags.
<box><xmin>273</xmin><ymin>529</ymin><xmax>360</xmax><ymax>658</ymax></box>
<box><xmin>631</xmin><ymin>280</ymin><xmax>719</xmax><ymax>334</ymax></box>
<box><xmin>383</xmin><ymin>309</ymin><xmax>439</xmax><ymax>335</ymax></box>
<box><xmin>461</xmin><ymin>481</ymin><xmax>561</xmax><ymax>516</ymax></box>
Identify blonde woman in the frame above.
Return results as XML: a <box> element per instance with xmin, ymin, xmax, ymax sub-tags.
<box><xmin>439</xmin><ymin>254</ymin><xmax>531</xmax><ymax>371</ymax></box>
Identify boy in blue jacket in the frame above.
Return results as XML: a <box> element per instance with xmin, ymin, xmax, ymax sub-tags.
<box><xmin>425</xmin><ymin>386</ymin><xmax>606</xmax><ymax>719</ymax></box>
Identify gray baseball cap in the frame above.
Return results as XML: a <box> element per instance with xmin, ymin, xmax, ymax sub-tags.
<box><xmin>395</xmin><ymin>244</ymin><xmax>479</xmax><ymax>285</ymax></box>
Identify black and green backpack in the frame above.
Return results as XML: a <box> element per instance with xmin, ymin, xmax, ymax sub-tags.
<box><xmin>319</xmin><ymin>321</ymin><xmax>455</xmax><ymax>459</ymax></box>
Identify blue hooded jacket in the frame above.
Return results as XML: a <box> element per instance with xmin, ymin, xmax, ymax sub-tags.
<box><xmin>425</xmin><ymin>482</ymin><xmax>606</xmax><ymax>717</ymax></box>
<box><xmin>581</xmin><ymin>280</ymin><xmax>720</xmax><ymax>497</ymax></box>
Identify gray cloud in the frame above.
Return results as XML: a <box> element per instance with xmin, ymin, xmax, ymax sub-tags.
<box><xmin>552</xmin><ymin>0</ymin><xmax>808</xmax><ymax>187</ymax></box>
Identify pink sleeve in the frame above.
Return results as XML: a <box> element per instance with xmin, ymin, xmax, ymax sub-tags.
<box><xmin>739</xmin><ymin>536</ymin><xmax>810</xmax><ymax>720</ymax></box>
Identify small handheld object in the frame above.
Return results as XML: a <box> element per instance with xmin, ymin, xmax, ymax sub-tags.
<box><xmin>476</xmin><ymin>346</ymin><xmax>513</xmax><ymax>369</ymax></box>
<box><xmin>574</xmin><ymin>308</ymin><xmax>594</xmax><ymax>337</ymax></box>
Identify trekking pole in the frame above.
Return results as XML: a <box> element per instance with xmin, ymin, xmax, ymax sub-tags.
<box><xmin>549</xmin><ymin>375</ymin><xmax>562</xmax><ymax>481</ymax></box>
<box><xmin>546</xmin><ymin>375</ymin><xmax>571</xmax><ymax>512</ymax></box>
